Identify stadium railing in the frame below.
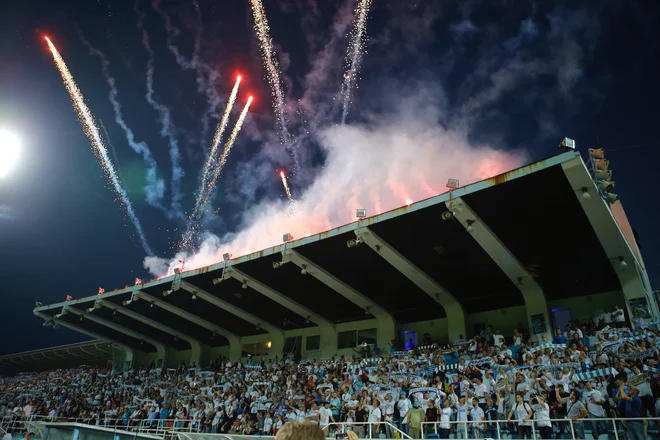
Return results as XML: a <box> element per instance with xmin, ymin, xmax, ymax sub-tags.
<box><xmin>421</xmin><ymin>417</ymin><xmax>658</xmax><ymax>440</ymax></box>
<box><xmin>0</xmin><ymin>416</ymin><xmax>199</xmax><ymax>437</ymax></box>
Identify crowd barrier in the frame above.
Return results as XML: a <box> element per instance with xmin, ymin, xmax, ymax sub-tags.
<box><xmin>3</xmin><ymin>416</ymin><xmax>659</xmax><ymax>440</ymax></box>
<box><xmin>421</xmin><ymin>417</ymin><xmax>658</xmax><ymax>440</ymax></box>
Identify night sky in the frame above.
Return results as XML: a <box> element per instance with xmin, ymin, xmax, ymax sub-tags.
<box><xmin>1</xmin><ymin>0</ymin><xmax>659</xmax><ymax>355</ymax></box>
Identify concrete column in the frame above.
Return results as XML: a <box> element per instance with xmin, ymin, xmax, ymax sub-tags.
<box><xmin>447</xmin><ymin>197</ymin><xmax>552</xmax><ymax>341</ymax></box>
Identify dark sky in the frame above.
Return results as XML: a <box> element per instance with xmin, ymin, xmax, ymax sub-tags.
<box><xmin>0</xmin><ymin>0</ymin><xmax>659</xmax><ymax>355</ymax></box>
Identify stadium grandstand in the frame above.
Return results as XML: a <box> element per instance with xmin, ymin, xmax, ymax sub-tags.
<box><xmin>1</xmin><ymin>148</ymin><xmax>659</xmax><ymax>440</ymax></box>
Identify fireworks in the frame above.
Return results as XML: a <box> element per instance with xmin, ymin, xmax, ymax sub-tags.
<box><xmin>44</xmin><ymin>36</ymin><xmax>154</xmax><ymax>256</ymax></box>
<box><xmin>209</xmin><ymin>96</ymin><xmax>254</xmax><ymax>188</ymax></box>
<box><xmin>280</xmin><ymin>170</ymin><xmax>293</xmax><ymax>202</ymax></box>
<box><xmin>248</xmin><ymin>0</ymin><xmax>298</xmax><ymax>171</ymax></box>
<box><xmin>195</xmin><ymin>75</ymin><xmax>242</xmax><ymax>212</ymax></box>
<box><xmin>341</xmin><ymin>0</ymin><xmax>373</xmax><ymax>124</ymax></box>
<box><xmin>179</xmin><ymin>96</ymin><xmax>254</xmax><ymax>252</ymax></box>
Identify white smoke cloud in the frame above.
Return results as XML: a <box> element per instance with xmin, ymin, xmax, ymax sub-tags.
<box><xmin>144</xmin><ymin>86</ymin><xmax>527</xmax><ymax>276</ymax></box>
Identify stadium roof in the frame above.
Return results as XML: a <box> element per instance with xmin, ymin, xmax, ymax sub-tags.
<box><xmin>33</xmin><ymin>150</ymin><xmax>649</xmax><ymax>354</ymax></box>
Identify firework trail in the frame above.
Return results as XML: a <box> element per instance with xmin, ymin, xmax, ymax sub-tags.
<box><xmin>179</xmin><ymin>97</ymin><xmax>253</xmax><ymax>251</ymax></box>
<box><xmin>341</xmin><ymin>0</ymin><xmax>372</xmax><ymax>124</ymax></box>
<box><xmin>79</xmin><ymin>34</ymin><xmax>166</xmax><ymax>210</ymax></box>
<box><xmin>194</xmin><ymin>76</ymin><xmax>241</xmax><ymax>213</ymax></box>
<box><xmin>152</xmin><ymin>0</ymin><xmax>222</xmax><ymax>149</ymax></box>
<box><xmin>44</xmin><ymin>36</ymin><xmax>154</xmax><ymax>257</ymax></box>
<box><xmin>248</xmin><ymin>0</ymin><xmax>298</xmax><ymax>169</ymax></box>
<box><xmin>135</xmin><ymin>0</ymin><xmax>185</xmax><ymax>219</ymax></box>
<box><xmin>280</xmin><ymin>171</ymin><xmax>293</xmax><ymax>202</ymax></box>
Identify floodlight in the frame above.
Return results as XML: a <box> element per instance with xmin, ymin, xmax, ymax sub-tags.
<box><xmin>212</xmin><ymin>277</ymin><xmax>223</xmax><ymax>285</ymax></box>
<box><xmin>272</xmin><ymin>261</ymin><xmax>283</xmax><ymax>269</ymax></box>
<box><xmin>559</xmin><ymin>137</ymin><xmax>576</xmax><ymax>151</ymax></box>
<box><xmin>588</xmin><ymin>148</ymin><xmax>604</xmax><ymax>159</ymax></box>
<box><xmin>580</xmin><ymin>188</ymin><xmax>591</xmax><ymax>200</ymax></box>
<box><xmin>86</xmin><ymin>308</ymin><xmax>94</xmax><ymax>313</ymax></box>
<box><xmin>150</xmin><ymin>302</ymin><xmax>154</xmax><ymax>308</ymax></box>
<box><xmin>122</xmin><ymin>300</ymin><xmax>132</xmax><ymax>306</ymax></box>
<box><xmin>595</xmin><ymin>169</ymin><xmax>612</xmax><ymax>180</ymax></box>
<box><xmin>597</xmin><ymin>180</ymin><xmax>615</xmax><ymax>193</ymax></box>
<box><xmin>191</xmin><ymin>294</ymin><xmax>197</xmax><ymax>300</ymax></box>
<box><xmin>356</xmin><ymin>209</ymin><xmax>367</xmax><ymax>218</ymax></box>
<box><xmin>300</xmin><ymin>264</ymin><xmax>308</xmax><ymax>275</ymax></box>
<box><xmin>163</xmin><ymin>290</ymin><xmax>172</xmax><ymax>296</ymax></box>
<box><xmin>42</xmin><ymin>321</ymin><xmax>53</xmax><ymax>327</ymax></box>
<box><xmin>305</xmin><ymin>316</ymin><xmax>311</xmax><ymax>324</ymax></box>
<box><xmin>605</xmin><ymin>193</ymin><xmax>618</xmax><ymax>203</ymax></box>
<box><xmin>223</xmin><ymin>253</ymin><xmax>232</xmax><ymax>261</ymax></box>
<box><xmin>441</xmin><ymin>211</ymin><xmax>454</xmax><ymax>221</ymax></box>
<box><xmin>283</xmin><ymin>233</ymin><xmax>293</xmax><ymax>242</ymax></box>
<box><xmin>347</xmin><ymin>238</ymin><xmax>362</xmax><ymax>248</ymax></box>
<box><xmin>594</xmin><ymin>159</ymin><xmax>609</xmax><ymax>171</ymax></box>
<box><xmin>446</xmin><ymin>178</ymin><xmax>459</xmax><ymax>189</ymax></box>
<box><xmin>79</xmin><ymin>316</ymin><xmax>83</xmax><ymax>321</ymax></box>
<box><xmin>242</xmin><ymin>280</ymin><xmax>248</xmax><ymax>289</ymax></box>
<box><xmin>35</xmin><ymin>301</ymin><xmax>42</xmax><ymax>307</ymax></box>
<box><xmin>466</xmin><ymin>219</ymin><xmax>476</xmax><ymax>232</ymax></box>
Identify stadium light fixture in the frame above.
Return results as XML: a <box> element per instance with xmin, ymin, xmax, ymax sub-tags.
<box><xmin>122</xmin><ymin>300</ymin><xmax>132</xmax><ymax>306</ymax></box>
<box><xmin>606</xmin><ymin>193</ymin><xmax>618</xmax><ymax>203</ymax></box>
<box><xmin>595</xmin><ymin>169</ymin><xmax>612</xmax><ymax>180</ymax></box>
<box><xmin>79</xmin><ymin>316</ymin><xmax>83</xmax><ymax>321</ymax></box>
<box><xmin>305</xmin><ymin>316</ymin><xmax>311</xmax><ymax>324</ymax></box>
<box><xmin>42</xmin><ymin>321</ymin><xmax>53</xmax><ymax>327</ymax></box>
<box><xmin>580</xmin><ymin>187</ymin><xmax>591</xmax><ymax>200</ymax></box>
<box><xmin>86</xmin><ymin>307</ymin><xmax>94</xmax><ymax>313</ymax></box>
<box><xmin>241</xmin><ymin>280</ymin><xmax>248</xmax><ymax>289</ymax></box>
<box><xmin>35</xmin><ymin>301</ymin><xmax>42</xmax><ymax>307</ymax></box>
<box><xmin>283</xmin><ymin>233</ymin><xmax>293</xmax><ymax>242</ymax></box>
<box><xmin>191</xmin><ymin>294</ymin><xmax>197</xmax><ymax>300</ymax></box>
<box><xmin>300</xmin><ymin>264</ymin><xmax>308</xmax><ymax>275</ymax></box>
<box><xmin>364</xmin><ymin>306</ymin><xmax>371</xmax><ymax>315</ymax></box>
<box><xmin>559</xmin><ymin>137</ymin><xmax>576</xmax><ymax>151</ymax></box>
<box><xmin>594</xmin><ymin>159</ymin><xmax>609</xmax><ymax>171</ymax></box>
<box><xmin>212</xmin><ymin>277</ymin><xmax>223</xmax><ymax>285</ymax></box>
<box><xmin>223</xmin><ymin>253</ymin><xmax>232</xmax><ymax>261</ymax></box>
<box><xmin>163</xmin><ymin>290</ymin><xmax>172</xmax><ymax>296</ymax></box>
<box><xmin>272</xmin><ymin>261</ymin><xmax>285</xmax><ymax>269</ymax></box>
<box><xmin>150</xmin><ymin>302</ymin><xmax>154</xmax><ymax>308</ymax></box>
<box><xmin>356</xmin><ymin>209</ymin><xmax>366</xmax><ymax>218</ymax></box>
<box><xmin>598</xmin><ymin>180</ymin><xmax>616</xmax><ymax>193</ymax></box>
<box><xmin>446</xmin><ymin>178</ymin><xmax>460</xmax><ymax>189</ymax></box>
<box><xmin>588</xmin><ymin>148</ymin><xmax>604</xmax><ymax>159</ymax></box>
<box><xmin>466</xmin><ymin>219</ymin><xmax>476</xmax><ymax>232</ymax></box>
<box><xmin>266</xmin><ymin>341</ymin><xmax>272</xmax><ymax>349</ymax></box>
<box><xmin>347</xmin><ymin>238</ymin><xmax>362</xmax><ymax>248</ymax></box>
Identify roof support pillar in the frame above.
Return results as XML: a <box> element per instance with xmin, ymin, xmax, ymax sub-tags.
<box><xmin>283</xmin><ymin>249</ymin><xmax>395</xmax><ymax>352</ymax></box>
<box><xmin>225</xmin><ymin>267</ymin><xmax>338</xmax><ymax>358</ymax></box>
<box><xmin>354</xmin><ymin>227</ymin><xmax>467</xmax><ymax>341</ymax></box>
<box><xmin>446</xmin><ymin>197</ymin><xmax>552</xmax><ymax>341</ymax></box>
<box><xmin>179</xmin><ymin>280</ymin><xmax>285</xmax><ymax>358</ymax></box>
<box><xmin>562</xmin><ymin>158</ymin><xmax>660</xmax><ymax>325</ymax></box>
<box><xmin>64</xmin><ymin>306</ymin><xmax>167</xmax><ymax>365</ymax></box>
<box><xmin>134</xmin><ymin>291</ymin><xmax>242</xmax><ymax>362</ymax></box>
<box><xmin>34</xmin><ymin>311</ymin><xmax>135</xmax><ymax>367</ymax></box>
<box><xmin>98</xmin><ymin>299</ymin><xmax>202</xmax><ymax>367</ymax></box>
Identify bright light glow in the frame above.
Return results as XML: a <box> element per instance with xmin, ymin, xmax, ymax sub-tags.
<box><xmin>405</xmin><ymin>199</ymin><xmax>413</xmax><ymax>205</ymax></box>
<box><xmin>266</xmin><ymin>341</ymin><xmax>272</xmax><ymax>348</ymax></box>
<box><xmin>0</xmin><ymin>131</ymin><xmax>21</xmax><ymax>178</ymax></box>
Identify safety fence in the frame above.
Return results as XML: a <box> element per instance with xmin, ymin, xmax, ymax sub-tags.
<box><xmin>421</xmin><ymin>417</ymin><xmax>658</xmax><ymax>440</ymax></box>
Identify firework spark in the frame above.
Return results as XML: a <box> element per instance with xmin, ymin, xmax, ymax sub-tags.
<box><xmin>196</xmin><ymin>75</ymin><xmax>242</xmax><ymax>209</ymax></box>
<box><xmin>341</xmin><ymin>0</ymin><xmax>372</xmax><ymax>124</ymax></box>
<box><xmin>179</xmin><ymin>96</ymin><xmax>253</xmax><ymax>251</ymax></box>
<box><xmin>44</xmin><ymin>36</ymin><xmax>154</xmax><ymax>256</ymax></box>
<box><xmin>248</xmin><ymin>0</ymin><xmax>298</xmax><ymax>169</ymax></box>
<box><xmin>280</xmin><ymin>170</ymin><xmax>293</xmax><ymax>202</ymax></box>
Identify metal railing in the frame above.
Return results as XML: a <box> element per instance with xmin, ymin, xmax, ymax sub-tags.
<box><xmin>0</xmin><ymin>415</ymin><xmax>200</xmax><ymax>437</ymax></box>
<box><xmin>324</xmin><ymin>421</ymin><xmax>412</xmax><ymax>439</ymax></box>
<box><xmin>421</xmin><ymin>417</ymin><xmax>657</xmax><ymax>440</ymax></box>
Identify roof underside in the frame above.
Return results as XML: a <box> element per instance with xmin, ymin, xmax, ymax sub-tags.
<box><xmin>33</xmin><ymin>152</ymin><xmax>623</xmax><ymax>350</ymax></box>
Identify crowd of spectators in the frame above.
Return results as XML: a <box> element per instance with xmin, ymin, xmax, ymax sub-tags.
<box><xmin>1</xmin><ymin>310</ymin><xmax>658</xmax><ymax>440</ymax></box>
